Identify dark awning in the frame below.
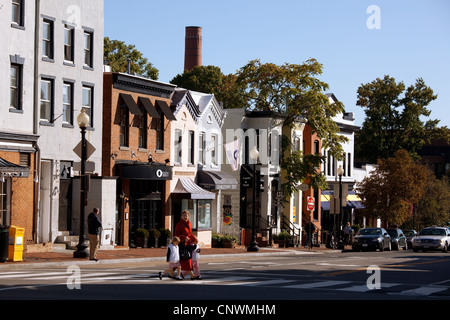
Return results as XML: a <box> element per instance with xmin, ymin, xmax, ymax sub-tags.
<box><xmin>197</xmin><ymin>170</ymin><xmax>238</xmax><ymax>191</ymax></box>
<box><xmin>118</xmin><ymin>163</ymin><xmax>172</xmax><ymax>180</ymax></box>
<box><xmin>156</xmin><ymin>100</ymin><xmax>177</xmax><ymax>121</ymax></box>
<box><xmin>120</xmin><ymin>93</ymin><xmax>143</xmax><ymax>115</ymax></box>
<box><xmin>172</xmin><ymin>178</ymin><xmax>215</xmax><ymax>200</ymax></box>
<box><xmin>138</xmin><ymin>97</ymin><xmax>160</xmax><ymax>119</ymax></box>
<box><xmin>0</xmin><ymin>158</ymin><xmax>29</xmax><ymax>178</ymax></box>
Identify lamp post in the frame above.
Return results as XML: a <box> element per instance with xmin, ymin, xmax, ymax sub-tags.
<box><xmin>73</xmin><ymin>109</ymin><xmax>90</xmax><ymax>259</ymax></box>
<box><xmin>247</xmin><ymin>146</ymin><xmax>260</xmax><ymax>252</ymax></box>
<box><xmin>337</xmin><ymin>165</ymin><xmax>344</xmax><ymax>250</ymax></box>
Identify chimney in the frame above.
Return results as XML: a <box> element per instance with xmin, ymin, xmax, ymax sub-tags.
<box><xmin>184</xmin><ymin>26</ymin><xmax>202</xmax><ymax>72</ymax></box>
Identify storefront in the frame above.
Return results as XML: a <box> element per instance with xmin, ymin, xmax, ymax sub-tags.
<box><xmin>115</xmin><ymin>162</ymin><xmax>172</xmax><ymax>247</ymax></box>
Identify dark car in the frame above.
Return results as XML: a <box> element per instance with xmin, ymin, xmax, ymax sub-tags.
<box><xmin>403</xmin><ymin>229</ymin><xmax>417</xmax><ymax>248</ymax></box>
<box><xmin>352</xmin><ymin>228</ymin><xmax>391</xmax><ymax>252</ymax></box>
<box><xmin>386</xmin><ymin>228</ymin><xmax>408</xmax><ymax>250</ymax></box>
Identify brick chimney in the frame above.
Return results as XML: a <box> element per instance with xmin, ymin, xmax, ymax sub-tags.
<box><xmin>184</xmin><ymin>26</ymin><xmax>202</xmax><ymax>72</ymax></box>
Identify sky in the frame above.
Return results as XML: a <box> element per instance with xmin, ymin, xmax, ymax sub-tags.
<box><xmin>104</xmin><ymin>0</ymin><xmax>450</xmax><ymax>127</ymax></box>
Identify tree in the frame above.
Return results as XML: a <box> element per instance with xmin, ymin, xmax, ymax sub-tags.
<box><xmin>236</xmin><ymin>59</ymin><xmax>348</xmax><ymax>194</ymax></box>
<box><xmin>356</xmin><ymin>150</ymin><xmax>428</xmax><ymax>226</ymax></box>
<box><xmin>355</xmin><ymin>75</ymin><xmax>445</xmax><ymax>163</ymax></box>
<box><xmin>104</xmin><ymin>37</ymin><xmax>159</xmax><ymax>80</ymax></box>
<box><xmin>170</xmin><ymin>65</ymin><xmax>247</xmax><ymax>109</ymax></box>
<box><xmin>413</xmin><ymin>173</ymin><xmax>450</xmax><ymax>230</ymax></box>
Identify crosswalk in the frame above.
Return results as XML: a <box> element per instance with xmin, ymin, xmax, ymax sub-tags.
<box><xmin>0</xmin><ymin>269</ymin><xmax>449</xmax><ymax>298</ymax></box>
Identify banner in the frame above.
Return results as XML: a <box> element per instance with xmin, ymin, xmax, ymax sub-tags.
<box><xmin>224</xmin><ymin>139</ymin><xmax>240</xmax><ymax>171</ymax></box>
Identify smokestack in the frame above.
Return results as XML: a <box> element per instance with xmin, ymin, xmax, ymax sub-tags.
<box><xmin>184</xmin><ymin>26</ymin><xmax>202</xmax><ymax>72</ymax></box>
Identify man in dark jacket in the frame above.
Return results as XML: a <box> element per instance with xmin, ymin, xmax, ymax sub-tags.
<box><xmin>88</xmin><ymin>208</ymin><xmax>102</xmax><ymax>261</ymax></box>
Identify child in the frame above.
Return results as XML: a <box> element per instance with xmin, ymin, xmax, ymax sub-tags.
<box><xmin>179</xmin><ymin>235</ymin><xmax>196</xmax><ymax>280</ymax></box>
<box><xmin>159</xmin><ymin>236</ymin><xmax>182</xmax><ymax>280</ymax></box>
<box><xmin>191</xmin><ymin>240</ymin><xmax>202</xmax><ymax>280</ymax></box>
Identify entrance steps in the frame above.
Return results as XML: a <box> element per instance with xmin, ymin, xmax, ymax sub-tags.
<box><xmin>55</xmin><ymin>231</ymin><xmax>79</xmax><ymax>250</ymax></box>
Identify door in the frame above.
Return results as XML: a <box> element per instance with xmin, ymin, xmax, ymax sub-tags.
<box><xmin>129</xmin><ymin>199</ymin><xmax>162</xmax><ymax>247</ymax></box>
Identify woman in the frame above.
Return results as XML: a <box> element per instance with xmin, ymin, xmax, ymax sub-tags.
<box><xmin>174</xmin><ymin>210</ymin><xmax>196</xmax><ymax>278</ymax></box>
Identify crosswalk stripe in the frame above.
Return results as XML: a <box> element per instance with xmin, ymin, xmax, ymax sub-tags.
<box><xmin>395</xmin><ymin>286</ymin><xmax>448</xmax><ymax>296</ymax></box>
<box><xmin>284</xmin><ymin>281</ymin><xmax>351</xmax><ymax>289</ymax></box>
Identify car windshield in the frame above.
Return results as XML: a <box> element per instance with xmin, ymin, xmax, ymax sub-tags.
<box><xmin>387</xmin><ymin>229</ymin><xmax>398</xmax><ymax>237</ymax></box>
<box><xmin>419</xmin><ymin>229</ymin><xmax>446</xmax><ymax>236</ymax></box>
<box><xmin>359</xmin><ymin>229</ymin><xmax>381</xmax><ymax>236</ymax></box>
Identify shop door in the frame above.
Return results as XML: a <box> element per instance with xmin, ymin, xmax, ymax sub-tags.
<box><xmin>129</xmin><ymin>199</ymin><xmax>161</xmax><ymax>247</ymax></box>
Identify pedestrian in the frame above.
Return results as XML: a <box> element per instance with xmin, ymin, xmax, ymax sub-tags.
<box><xmin>191</xmin><ymin>239</ymin><xmax>202</xmax><ymax>280</ymax></box>
<box><xmin>304</xmin><ymin>221</ymin><xmax>316</xmax><ymax>248</ymax></box>
<box><xmin>344</xmin><ymin>222</ymin><xmax>353</xmax><ymax>245</ymax></box>
<box><xmin>179</xmin><ymin>235</ymin><xmax>196</xmax><ymax>280</ymax></box>
<box><xmin>159</xmin><ymin>236</ymin><xmax>182</xmax><ymax>280</ymax></box>
<box><xmin>87</xmin><ymin>208</ymin><xmax>102</xmax><ymax>261</ymax></box>
<box><xmin>174</xmin><ymin>210</ymin><xmax>194</xmax><ymax>243</ymax></box>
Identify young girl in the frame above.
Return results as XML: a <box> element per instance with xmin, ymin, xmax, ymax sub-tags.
<box><xmin>179</xmin><ymin>235</ymin><xmax>196</xmax><ymax>280</ymax></box>
<box><xmin>159</xmin><ymin>236</ymin><xmax>182</xmax><ymax>280</ymax></box>
<box><xmin>191</xmin><ymin>240</ymin><xmax>202</xmax><ymax>280</ymax></box>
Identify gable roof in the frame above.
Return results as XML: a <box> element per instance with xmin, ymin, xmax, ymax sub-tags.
<box><xmin>170</xmin><ymin>88</ymin><xmax>201</xmax><ymax>122</ymax></box>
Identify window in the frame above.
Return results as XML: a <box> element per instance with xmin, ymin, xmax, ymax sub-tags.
<box><xmin>119</xmin><ymin>106</ymin><xmax>129</xmax><ymax>147</ymax></box>
<box><xmin>137</xmin><ymin>114</ymin><xmax>147</xmax><ymax>149</ymax></box>
<box><xmin>188</xmin><ymin>131</ymin><xmax>194</xmax><ymax>165</ymax></box>
<box><xmin>82</xmin><ymin>85</ymin><xmax>93</xmax><ymax>127</ymax></box>
<box><xmin>211</xmin><ymin>134</ymin><xmax>217</xmax><ymax>165</ymax></box>
<box><xmin>197</xmin><ymin>200</ymin><xmax>211</xmax><ymax>229</ymax></box>
<box><xmin>64</xmin><ymin>26</ymin><xmax>74</xmax><ymax>63</ymax></box>
<box><xmin>10</xmin><ymin>64</ymin><xmax>22</xmax><ymax>110</ymax></box>
<box><xmin>347</xmin><ymin>153</ymin><xmax>352</xmax><ymax>177</ymax></box>
<box><xmin>83</xmin><ymin>30</ymin><xmax>93</xmax><ymax>68</ymax></box>
<box><xmin>40</xmin><ymin>79</ymin><xmax>53</xmax><ymax>122</ymax></box>
<box><xmin>12</xmin><ymin>0</ymin><xmax>24</xmax><ymax>27</ymax></box>
<box><xmin>174</xmin><ymin>129</ymin><xmax>182</xmax><ymax>164</ymax></box>
<box><xmin>0</xmin><ymin>179</ymin><xmax>10</xmax><ymax>226</ymax></box>
<box><xmin>198</xmin><ymin>132</ymin><xmax>205</xmax><ymax>164</ymax></box>
<box><xmin>62</xmin><ymin>82</ymin><xmax>73</xmax><ymax>125</ymax></box>
<box><xmin>42</xmin><ymin>19</ymin><xmax>54</xmax><ymax>60</ymax></box>
<box><xmin>153</xmin><ymin>112</ymin><xmax>164</xmax><ymax>150</ymax></box>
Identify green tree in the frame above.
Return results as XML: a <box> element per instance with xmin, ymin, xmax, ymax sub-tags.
<box><xmin>170</xmin><ymin>65</ymin><xmax>247</xmax><ymax>109</ymax></box>
<box><xmin>104</xmin><ymin>37</ymin><xmax>159</xmax><ymax>80</ymax></box>
<box><xmin>357</xmin><ymin>150</ymin><xmax>428</xmax><ymax>226</ymax></box>
<box><xmin>355</xmin><ymin>75</ymin><xmax>444</xmax><ymax>163</ymax></box>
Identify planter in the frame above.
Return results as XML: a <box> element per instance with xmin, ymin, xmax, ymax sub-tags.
<box><xmin>147</xmin><ymin>237</ymin><xmax>159</xmax><ymax>248</ymax></box>
<box><xmin>212</xmin><ymin>238</ymin><xmax>222</xmax><ymax>248</ymax></box>
<box><xmin>135</xmin><ymin>236</ymin><xmax>147</xmax><ymax>248</ymax></box>
<box><xmin>222</xmin><ymin>239</ymin><xmax>237</xmax><ymax>248</ymax></box>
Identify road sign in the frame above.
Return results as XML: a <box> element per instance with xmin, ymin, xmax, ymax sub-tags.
<box><xmin>73</xmin><ymin>140</ymin><xmax>96</xmax><ymax>160</ymax></box>
<box><xmin>307</xmin><ymin>197</ymin><xmax>315</xmax><ymax>211</ymax></box>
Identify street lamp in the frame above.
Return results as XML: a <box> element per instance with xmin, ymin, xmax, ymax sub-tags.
<box><xmin>337</xmin><ymin>165</ymin><xmax>344</xmax><ymax>249</ymax></box>
<box><xmin>73</xmin><ymin>109</ymin><xmax>90</xmax><ymax>259</ymax></box>
<box><xmin>247</xmin><ymin>146</ymin><xmax>260</xmax><ymax>252</ymax></box>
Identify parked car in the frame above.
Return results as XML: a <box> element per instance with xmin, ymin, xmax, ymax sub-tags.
<box><xmin>403</xmin><ymin>229</ymin><xmax>417</xmax><ymax>248</ymax></box>
<box><xmin>412</xmin><ymin>226</ymin><xmax>450</xmax><ymax>252</ymax></box>
<box><xmin>386</xmin><ymin>228</ymin><xmax>408</xmax><ymax>250</ymax></box>
<box><xmin>352</xmin><ymin>228</ymin><xmax>391</xmax><ymax>252</ymax></box>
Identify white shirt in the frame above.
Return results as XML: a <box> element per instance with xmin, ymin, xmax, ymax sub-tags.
<box><xmin>166</xmin><ymin>243</ymin><xmax>180</xmax><ymax>263</ymax></box>
<box><xmin>191</xmin><ymin>244</ymin><xmax>200</xmax><ymax>261</ymax></box>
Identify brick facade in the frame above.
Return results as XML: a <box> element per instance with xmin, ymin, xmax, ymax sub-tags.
<box><xmin>0</xmin><ymin>150</ymin><xmax>36</xmax><ymax>244</ymax></box>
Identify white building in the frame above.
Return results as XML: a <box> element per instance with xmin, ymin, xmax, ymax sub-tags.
<box><xmin>36</xmin><ymin>0</ymin><xmax>105</xmax><ymax>244</ymax></box>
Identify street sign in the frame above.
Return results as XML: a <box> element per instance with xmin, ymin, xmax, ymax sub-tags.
<box><xmin>307</xmin><ymin>197</ymin><xmax>315</xmax><ymax>211</ymax></box>
<box><xmin>73</xmin><ymin>140</ymin><xmax>96</xmax><ymax>160</ymax></box>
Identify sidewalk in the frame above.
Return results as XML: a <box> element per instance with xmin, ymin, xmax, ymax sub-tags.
<box><xmin>0</xmin><ymin>245</ymin><xmax>339</xmax><ymax>269</ymax></box>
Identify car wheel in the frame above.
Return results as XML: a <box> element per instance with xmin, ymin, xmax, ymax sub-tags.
<box><xmin>404</xmin><ymin>242</ymin><xmax>408</xmax><ymax>250</ymax></box>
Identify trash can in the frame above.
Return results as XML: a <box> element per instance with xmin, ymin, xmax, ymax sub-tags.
<box><xmin>8</xmin><ymin>226</ymin><xmax>24</xmax><ymax>262</ymax></box>
<box><xmin>0</xmin><ymin>226</ymin><xmax>9</xmax><ymax>263</ymax></box>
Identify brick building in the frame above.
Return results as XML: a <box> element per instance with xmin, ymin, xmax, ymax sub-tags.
<box><xmin>102</xmin><ymin>72</ymin><xmax>176</xmax><ymax>247</ymax></box>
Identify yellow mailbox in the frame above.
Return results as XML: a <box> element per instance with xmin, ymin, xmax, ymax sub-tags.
<box><xmin>9</xmin><ymin>226</ymin><xmax>24</xmax><ymax>262</ymax></box>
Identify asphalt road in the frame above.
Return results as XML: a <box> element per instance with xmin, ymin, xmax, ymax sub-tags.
<box><xmin>1</xmin><ymin>249</ymin><xmax>449</xmax><ymax>303</ymax></box>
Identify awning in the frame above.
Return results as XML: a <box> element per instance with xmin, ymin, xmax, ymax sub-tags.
<box><xmin>118</xmin><ymin>163</ymin><xmax>172</xmax><ymax>180</ymax></box>
<box><xmin>321</xmin><ymin>191</ymin><xmax>364</xmax><ymax>210</ymax></box>
<box><xmin>156</xmin><ymin>100</ymin><xmax>177</xmax><ymax>121</ymax></box>
<box><xmin>197</xmin><ymin>170</ymin><xmax>238</xmax><ymax>191</ymax></box>
<box><xmin>172</xmin><ymin>178</ymin><xmax>215</xmax><ymax>200</ymax></box>
<box><xmin>138</xmin><ymin>97</ymin><xmax>161</xmax><ymax>119</ymax></box>
<box><xmin>120</xmin><ymin>93</ymin><xmax>143</xmax><ymax>115</ymax></box>
<box><xmin>0</xmin><ymin>158</ymin><xmax>29</xmax><ymax>178</ymax></box>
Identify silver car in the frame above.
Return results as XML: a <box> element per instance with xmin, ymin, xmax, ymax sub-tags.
<box><xmin>412</xmin><ymin>227</ymin><xmax>450</xmax><ymax>252</ymax></box>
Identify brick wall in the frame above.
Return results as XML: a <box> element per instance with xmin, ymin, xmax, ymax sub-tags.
<box><xmin>0</xmin><ymin>151</ymin><xmax>36</xmax><ymax>244</ymax></box>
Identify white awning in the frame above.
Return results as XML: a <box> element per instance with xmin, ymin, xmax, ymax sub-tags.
<box><xmin>172</xmin><ymin>177</ymin><xmax>215</xmax><ymax>200</ymax></box>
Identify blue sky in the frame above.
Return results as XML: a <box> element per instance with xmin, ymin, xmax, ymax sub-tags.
<box><xmin>105</xmin><ymin>0</ymin><xmax>450</xmax><ymax>127</ymax></box>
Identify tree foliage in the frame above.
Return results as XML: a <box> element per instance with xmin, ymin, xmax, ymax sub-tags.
<box><xmin>104</xmin><ymin>37</ymin><xmax>159</xmax><ymax>80</ymax></box>
<box><xmin>170</xmin><ymin>65</ymin><xmax>247</xmax><ymax>109</ymax></box>
<box><xmin>355</xmin><ymin>75</ymin><xmax>447</xmax><ymax>163</ymax></box>
<box><xmin>357</xmin><ymin>150</ymin><xmax>429</xmax><ymax>226</ymax></box>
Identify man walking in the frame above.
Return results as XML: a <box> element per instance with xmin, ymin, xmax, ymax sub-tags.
<box><xmin>88</xmin><ymin>208</ymin><xmax>102</xmax><ymax>261</ymax></box>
